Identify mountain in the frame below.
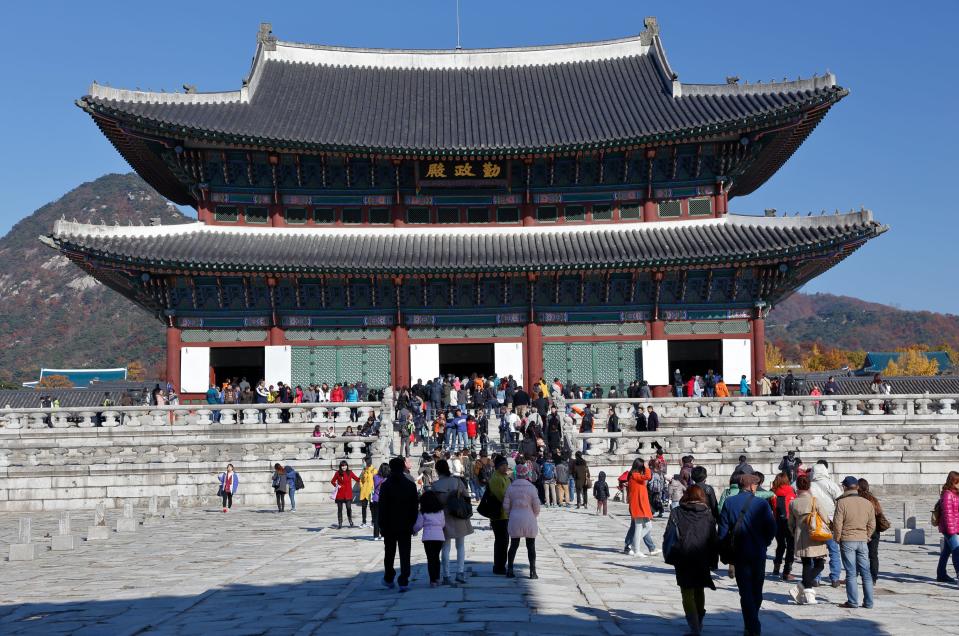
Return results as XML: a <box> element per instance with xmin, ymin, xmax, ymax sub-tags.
<box><xmin>0</xmin><ymin>173</ymin><xmax>190</xmax><ymax>384</ymax></box>
<box><xmin>768</xmin><ymin>292</ymin><xmax>959</xmax><ymax>353</ymax></box>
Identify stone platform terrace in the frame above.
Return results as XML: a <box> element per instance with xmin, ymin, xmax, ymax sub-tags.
<box><xmin>1</xmin><ymin>497</ymin><xmax>955</xmax><ymax>635</ymax></box>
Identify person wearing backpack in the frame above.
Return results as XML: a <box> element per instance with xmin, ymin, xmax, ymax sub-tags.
<box><xmin>473</xmin><ymin>450</ymin><xmax>493</xmax><ymax>501</ymax></box>
<box><xmin>271</xmin><ymin>464</ymin><xmax>289</xmax><ymax>512</ymax></box>
<box><xmin>284</xmin><ymin>464</ymin><xmax>301</xmax><ymax>513</ymax></box>
<box><xmin>430</xmin><ymin>459</ymin><xmax>474</xmax><ymax>585</ymax></box>
<box><xmin>664</xmin><ymin>485</ymin><xmax>717</xmax><ymax>636</ymax></box>
<box><xmin>718</xmin><ymin>473</ymin><xmax>776</xmax><ymax>636</ymax></box>
<box><xmin>542</xmin><ymin>456</ymin><xmax>558</xmax><ymax>507</ymax></box>
<box><xmin>832</xmin><ymin>476</ymin><xmax>876</xmax><ymax>609</ymax></box>
<box><xmin>648</xmin><ymin>470</ymin><xmax>665</xmax><ymax>518</ymax></box>
<box><xmin>554</xmin><ymin>456</ymin><xmax>571</xmax><ymax>508</ymax></box>
<box><xmin>769</xmin><ymin>472</ymin><xmax>797</xmax><ymax>581</ymax></box>
<box><xmin>488</xmin><ymin>455</ymin><xmax>513</xmax><ymax>575</ymax></box>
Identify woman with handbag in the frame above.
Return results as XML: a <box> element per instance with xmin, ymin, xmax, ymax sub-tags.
<box><xmin>857</xmin><ymin>478</ymin><xmax>887</xmax><ymax>584</ymax></box>
<box><xmin>503</xmin><ymin>462</ymin><xmax>541</xmax><ymax>579</ymax></box>
<box><xmin>430</xmin><ymin>459</ymin><xmax>474</xmax><ymax>585</ymax></box>
<box><xmin>626</xmin><ymin>458</ymin><xmax>658</xmax><ymax>557</ymax></box>
<box><xmin>217</xmin><ymin>464</ymin><xmax>239</xmax><ymax>512</ymax></box>
<box><xmin>787</xmin><ymin>474</ymin><xmax>829</xmax><ymax>604</ymax></box>
<box><xmin>664</xmin><ymin>485</ymin><xmax>717</xmax><ymax>636</ymax></box>
<box><xmin>271</xmin><ymin>463</ymin><xmax>288</xmax><ymax>512</ymax></box>
<box><xmin>936</xmin><ymin>470</ymin><xmax>959</xmax><ymax>583</ymax></box>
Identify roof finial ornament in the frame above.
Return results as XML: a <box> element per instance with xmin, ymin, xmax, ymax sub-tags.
<box><xmin>640</xmin><ymin>16</ymin><xmax>659</xmax><ymax>46</ymax></box>
<box><xmin>726</xmin><ymin>76</ymin><xmax>740</xmax><ymax>85</ymax></box>
<box><xmin>258</xmin><ymin>22</ymin><xmax>277</xmax><ymax>52</ymax></box>
<box><xmin>183</xmin><ymin>84</ymin><xmax>197</xmax><ymax>94</ymax></box>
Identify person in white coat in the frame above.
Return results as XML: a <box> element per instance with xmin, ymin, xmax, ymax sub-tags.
<box><xmin>809</xmin><ymin>460</ymin><xmax>844</xmax><ymax>586</ymax></box>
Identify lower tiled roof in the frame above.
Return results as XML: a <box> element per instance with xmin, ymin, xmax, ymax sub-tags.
<box><xmin>44</xmin><ymin>212</ymin><xmax>885</xmax><ymax>275</ymax></box>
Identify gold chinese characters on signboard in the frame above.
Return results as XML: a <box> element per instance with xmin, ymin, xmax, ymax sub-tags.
<box><xmin>419</xmin><ymin>160</ymin><xmax>506</xmax><ymax>183</ymax></box>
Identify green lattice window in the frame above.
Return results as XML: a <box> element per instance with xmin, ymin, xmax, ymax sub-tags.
<box><xmin>658</xmin><ymin>200</ymin><xmax>682</xmax><ymax>218</ymax></box>
<box><xmin>438</xmin><ymin>208</ymin><xmax>460</xmax><ymax>224</ymax></box>
<box><xmin>245</xmin><ymin>207</ymin><xmax>269</xmax><ymax>224</ymax></box>
<box><xmin>291</xmin><ymin>345</ymin><xmax>391</xmax><ymax>389</ymax></box>
<box><xmin>285</xmin><ymin>207</ymin><xmax>307</xmax><ymax>224</ymax></box>
<box><xmin>620</xmin><ymin>204</ymin><xmax>642</xmax><ymax>220</ymax></box>
<box><xmin>313</xmin><ymin>208</ymin><xmax>336</xmax><ymax>224</ymax></box>
<box><xmin>467</xmin><ymin>207</ymin><xmax>489</xmax><ymax>224</ymax></box>
<box><xmin>342</xmin><ymin>208</ymin><xmax>363</xmax><ymax>224</ymax></box>
<box><xmin>496</xmin><ymin>207</ymin><xmax>520</xmax><ymax>223</ymax></box>
<box><xmin>564</xmin><ymin>206</ymin><xmax>585</xmax><ymax>222</ymax></box>
<box><xmin>689</xmin><ymin>197</ymin><xmax>712</xmax><ymax>216</ymax></box>
<box><xmin>214</xmin><ymin>206</ymin><xmax>238</xmax><ymax>222</ymax></box>
<box><xmin>407</xmin><ymin>207</ymin><xmax>430</xmax><ymax>224</ymax></box>
<box><xmin>537</xmin><ymin>206</ymin><xmax>557</xmax><ymax>223</ymax></box>
<box><xmin>368</xmin><ymin>208</ymin><xmax>391</xmax><ymax>224</ymax></box>
<box><xmin>591</xmin><ymin>205</ymin><xmax>613</xmax><ymax>221</ymax></box>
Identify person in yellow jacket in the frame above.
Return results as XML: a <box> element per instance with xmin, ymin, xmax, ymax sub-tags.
<box><xmin>358</xmin><ymin>457</ymin><xmax>376</xmax><ymax>529</ymax></box>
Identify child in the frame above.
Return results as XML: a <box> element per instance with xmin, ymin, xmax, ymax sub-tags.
<box><xmin>413</xmin><ymin>490</ymin><xmax>446</xmax><ymax>587</ymax></box>
<box><xmin>667</xmin><ymin>473</ymin><xmax>686</xmax><ymax>509</ymax></box>
<box><xmin>311</xmin><ymin>425</ymin><xmax>324</xmax><ymax>459</ymax></box>
<box><xmin>593</xmin><ymin>471</ymin><xmax>610</xmax><ymax>515</ymax></box>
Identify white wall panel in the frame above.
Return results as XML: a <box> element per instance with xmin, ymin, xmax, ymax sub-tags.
<box><xmin>180</xmin><ymin>346</ymin><xmax>210</xmax><ymax>393</ymax></box>
<box><xmin>409</xmin><ymin>344</ymin><xmax>440</xmax><ymax>383</ymax></box>
<box><xmin>264</xmin><ymin>345</ymin><xmax>292</xmax><ymax>388</ymax></box>
<box><xmin>722</xmin><ymin>339</ymin><xmax>752</xmax><ymax>384</ymax></box>
<box><xmin>494</xmin><ymin>342</ymin><xmax>524</xmax><ymax>386</ymax></box>
<box><xmin>641</xmin><ymin>340</ymin><xmax>669</xmax><ymax>386</ymax></box>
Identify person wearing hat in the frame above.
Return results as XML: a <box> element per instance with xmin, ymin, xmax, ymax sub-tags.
<box><xmin>503</xmin><ymin>461</ymin><xmax>542</xmax><ymax>579</ymax></box>
<box><xmin>718</xmin><ymin>473</ymin><xmax>776</xmax><ymax>636</ymax></box>
<box><xmin>831</xmin><ymin>476</ymin><xmax>876</xmax><ymax>609</ymax></box>
<box><xmin>488</xmin><ymin>455</ymin><xmax>513</xmax><ymax>575</ymax></box>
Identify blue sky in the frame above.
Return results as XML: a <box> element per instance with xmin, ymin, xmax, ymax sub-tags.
<box><xmin>3</xmin><ymin>1</ymin><xmax>957</xmax><ymax>312</ymax></box>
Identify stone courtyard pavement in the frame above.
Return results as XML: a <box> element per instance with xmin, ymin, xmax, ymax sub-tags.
<box><xmin>1</xmin><ymin>497</ymin><xmax>956</xmax><ymax>636</ymax></box>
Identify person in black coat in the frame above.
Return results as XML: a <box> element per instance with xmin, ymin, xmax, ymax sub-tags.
<box><xmin>546</xmin><ymin>408</ymin><xmax>563</xmax><ymax>454</ymax></box>
<box><xmin>378</xmin><ymin>456</ymin><xmax>419</xmax><ymax>590</ymax></box>
<box><xmin>645</xmin><ymin>406</ymin><xmax>659</xmax><ymax>432</ymax></box>
<box><xmin>635</xmin><ymin>407</ymin><xmax>647</xmax><ymax>431</ymax></box>
<box><xmin>666</xmin><ymin>485</ymin><xmax>718</xmax><ymax>635</ymax></box>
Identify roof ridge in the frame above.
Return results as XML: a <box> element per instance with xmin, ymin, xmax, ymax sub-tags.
<box><xmin>681</xmin><ymin>73</ymin><xmax>839</xmax><ymax>97</ymax></box>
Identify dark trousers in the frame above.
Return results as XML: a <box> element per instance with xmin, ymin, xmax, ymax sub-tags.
<box><xmin>866</xmin><ymin>530</ymin><xmax>879</xmax><ymax>583</ymax></box>
<box><xmin>383</xmin><ymin>533</ymin><xmax>412</xmax><ymax>586</ymax></box>
<box><xmin>424</xmin><ymin>540</ymin><xmax>443</xmax><ymax>583</ymax></box>
<box><xmin>360</xmin><ymin>499</ymin><xmax>369</xmax><ymax>524</ymax></box>
<box><xmin>492</xmin><ymin>519</ymin><xmax>509</xmax><ymax>573</ymax></box>
<box><xmin>221</xmin><ymin>492</ymin><xmax>233</xmax><ymax>509</ymax></box>
<box><xmin>801</xmin><ymin>556</ymin><xmax>825</xmax><ymax>589</ymax></box>
<box><xmin>734</xmin><ymin>558</ymin><xmax>765</xmax><ymax>636</ymax></box>
<box><xmin>773</xmin><ymin>518</ymin><xmax>795</xmax><ymax>575</ymax></box>
<box><xmin>336</xmin><ymin>499</ymin><xmax>353</xmax><ymax>525</ymax></box>
<box><xmin>371</xmin><ymin>502</ymin><xmax>381</xmax><ymax>538</ymax></box>
<box><xmin>576</xmin><ymin>485</ymin><xmax>588</xmax><ymax>507</ymax></box>
<box><xmin>274</xmin><ymin>491</ymin><xmax>285</xmax><ymax>512</ymax></box>
<box><xmin>508</xmin><ymin>537</ymin><xmax>536</xmax><ymax>570</ymax></box>
<box><xmin>651</xmin><ymin>492</ymin><xmax>664</xmax><ymax>516</ymax></box>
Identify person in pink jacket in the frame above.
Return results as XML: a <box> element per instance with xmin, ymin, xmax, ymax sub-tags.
<box><xmin>503</xmin><ymin>462</ymin><xmax>542</xmax><ymax>579</ymax></box>
<box><xmin>936</xmin><ymin>470</ymin><xmax>959</xmax><ymax>582</ymax></box>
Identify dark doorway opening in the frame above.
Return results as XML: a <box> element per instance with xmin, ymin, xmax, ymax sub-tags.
<box><xmin>668</xmin><ymin>340</ymin><xmax>722</xmax><ymax>388</ymax></box>
<box><xmin>439</xmin><ymin>343</ymin><xmax>495</xmax><ymax>379</ymax></box>
<box><xmin>211</xmin><ymin>347</ymin><xmax>265</xmax><ymax>388</ymax></box>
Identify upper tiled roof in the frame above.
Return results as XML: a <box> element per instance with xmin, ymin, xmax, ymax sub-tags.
<box><xmin>78</xmin><ymin>21</ymin><xmax>844</xmax><ymax>156</ymax></box>
<box><xmin>44</xmin><ymin>211</ymin><xmax>886</xmax><ymax>275</ymax></box>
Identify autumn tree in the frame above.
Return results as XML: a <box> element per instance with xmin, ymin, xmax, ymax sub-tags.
<box><xmin>884</xmin><ymin>350</ymin><xmax>939</xmax><ymax>376</ymax></box>
<box><xmin>38</xmin><ymin>374</ymin><xmax>74</xmax><ymax>389</ymax></box>
<box><xmin>801</xmin><ymin>344</ymin><xmax>851</xmax><ymax>371</ymax></box>
<box><xmin>127</xmin><ymin>360</ymin><xmax>146</xmax><ymax>381</ymax></box>
<box><xmin>765</xmin><ymin>342</ymin><xmax>787</xmax><ymax>370</ymax></box>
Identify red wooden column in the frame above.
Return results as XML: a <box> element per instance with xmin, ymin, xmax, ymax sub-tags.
<box><xmin>269</xmin><ymin>327</ymin><xmax>285</xmax><ymax>345</ymax></box>
<box><xmin>166</xmin><ymin>326</ymin><xmax>181</xmax><ymax>391</ymax></box>
<box><xmin>752</xmin><ymin>311</ymin><xmax>766</xmax><ymax>395</ymax></box>
<box><xmin>649</xmin><ymin>319</ymin><xmax>669</xmax><ymax>397</ymax></box>
<box><xmin>526</xmin><ymin>322</ymin><xmax>543</xmax><ymax>390</ymax></box>
<box><xmin>642</xmin><ymin>200</ymin><xmax>657</xmax><ymax>223</ymax></box>
<box><xmin>394</xmin><ymin>325</ymin><xmax>410</xmax><ymax>388</ymax></box>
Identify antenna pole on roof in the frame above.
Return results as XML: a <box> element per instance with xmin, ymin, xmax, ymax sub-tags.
<box><xmin>455</xmin><ymin>0</ymin><xmax>462</xmax><ymax>50</ymax></box>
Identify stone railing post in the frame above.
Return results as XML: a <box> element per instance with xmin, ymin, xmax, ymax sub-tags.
<box><xmin>219</xmin><ymin>408</ymin><xmax>237</xmax><ymax>425</ymax></box>
<box><xmin>265</xmin><ymin>408</ymin><xmax>282</xmax><ymax>425</ymax></box>
<box><xmin>100</xmin><ymin>411</ymin><xmax>120</xmax><ymax>427</ymax></box>
<box><xmin>938</xmin><ymin>398</ymin><xmax>956</xmax><ymax>415</ymax></box>
<box><xmin>196</xmin><ymin>409</ymin><xmax>213</xmax><ymax>425</ymax></box>
<box><xmin>242</xmin><ymin>408</ymin><xmax>260</xmax><ymax>425</ymax></box>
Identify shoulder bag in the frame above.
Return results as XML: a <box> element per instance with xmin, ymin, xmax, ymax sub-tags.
<box><xmin>719</xmin><ymin>492</ymin><xmax>754</xmax><ymax>564</ymax></box>
<box><xmin>662</xmin><ymin>513</ymin><xmax>683</xmax><ymax>565</ymax></box>
<box><xmin>806</xmin><ymin>496</ymin><xmax>833</xmax><ymax>542</ymax></box>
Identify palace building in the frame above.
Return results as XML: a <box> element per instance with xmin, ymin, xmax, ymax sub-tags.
<box><xmin>46</xmin><ymin>19</ymin><xmax>885</xmax><ymax>398</ymax></box>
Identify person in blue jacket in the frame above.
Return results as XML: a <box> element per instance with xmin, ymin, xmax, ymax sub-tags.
<box><xmin>285</xmin><ymin>464</ymin><xmax>300</xmax><ymax>513</ymax></box>
<box><xmin>718</xmin><ymin>473</ymin><xmax>776</xmax><ymax>636</ymax></box>
<box><xmin>346</xmin><ymin>384</ymin><xmax>360</xmax><ymax>422</ymax></box>
<box><xmin>218</xmin><ymin>464</ymin><xmax>239</xmax><ymax>512</ymax></box>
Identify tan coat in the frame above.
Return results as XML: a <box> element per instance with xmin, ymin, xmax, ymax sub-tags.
<box><xmin>831</xmin><ymin>491</ymin><xmax>876</xmax><ymax>543</ymax></box>
<box><xmin>788</xmin><ymin>492</ymin><xmax>828</xmax><ymax>558</ymax></box>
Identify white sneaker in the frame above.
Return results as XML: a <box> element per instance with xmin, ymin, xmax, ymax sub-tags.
<box><xmin>627</xmin><ymin>549</ymin><xmax>636</xmax><ymax>556</ymax></box>
<box><xmin>788</xmin><ymin>584</ymin><xmax>805</xmax><ymax>604</ymax></box>
<box><xmin>635</xmin><ymin>552</ymin><xmax>648</xmax><ymax>558</ymax></box>
<box><xmin>648</xmin><ymin>549</ymin><xmax>661</xmax><ymax>556</ymax></box>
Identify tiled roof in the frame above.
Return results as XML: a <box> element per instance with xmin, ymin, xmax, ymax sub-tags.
<box><xmin>859</xmin><ymin>351</ymin><xmax>952</xmax><ymax>374</ymax></box>
<box><xmin>44</xmin><ymin>212</ymin><xmax>886</xmax><ymax>275</ymax></box>
<box><xmin>0</xmin><ymin>388</ymin><xmax>150</xmax><ymax>409</ymax></box>
<box><xmin>78</xmin><ymin>26</ymin><xmax>844</xmax><ymax>156</ymax></box>
<box><xmin>788</xmin><ymin>373</ymin><xmax>959</xmax><ymax>395</ymax></box>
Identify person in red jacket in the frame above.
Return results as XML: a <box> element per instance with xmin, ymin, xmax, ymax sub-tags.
<box><xmin>331</xmin><ymin>460</ymin><xmax>360</xmax><ymax>529</ymax></box>
<box><xmin>330</xmin><ymin>383</ymin><xmax>346</xmax><ymax>403</ymax></box>
<box><xmin>770</xmin><ymin>471</ymin><xmax>798</xmax><ymax>581</ymax></box>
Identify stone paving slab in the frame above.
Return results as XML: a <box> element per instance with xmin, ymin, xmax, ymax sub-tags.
<box><xmin>0</xmin><ymin>496</ymin><xmax>956</xmax><ymax>635</ymax></box>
